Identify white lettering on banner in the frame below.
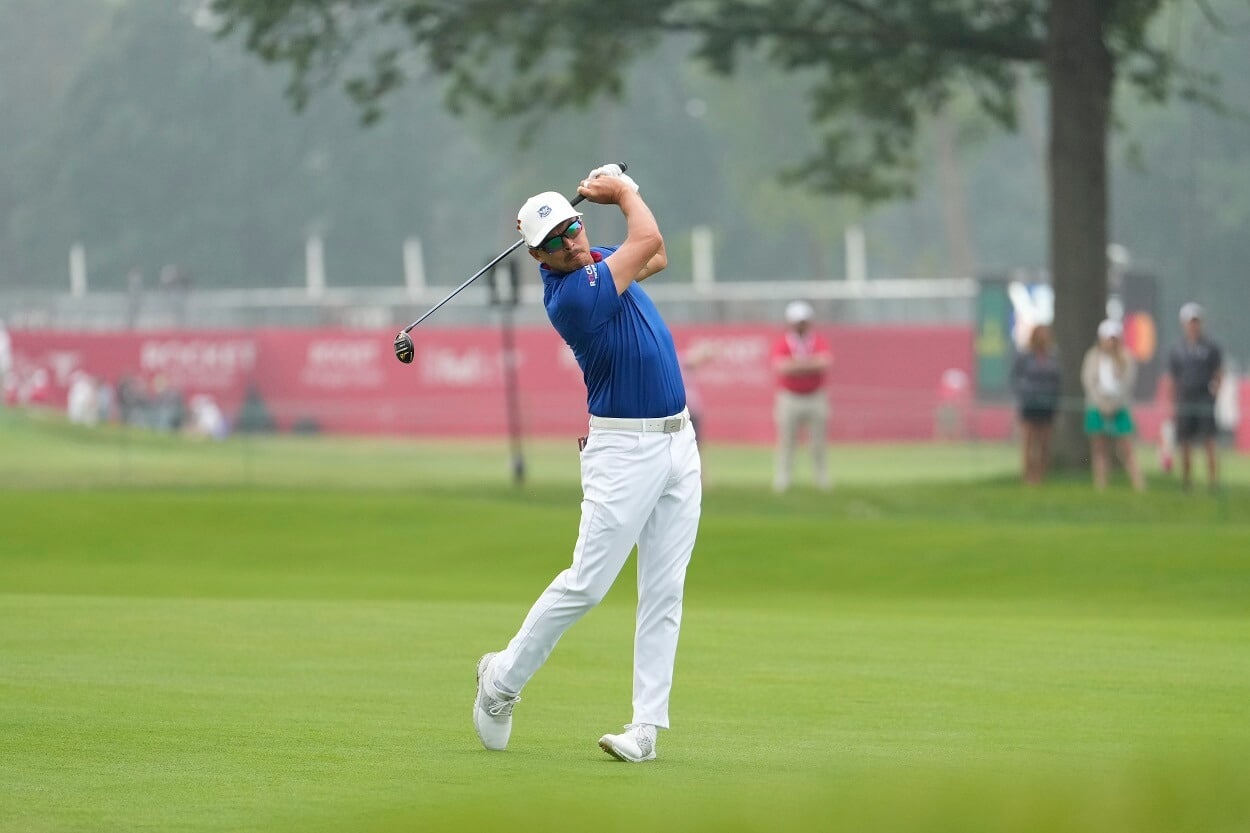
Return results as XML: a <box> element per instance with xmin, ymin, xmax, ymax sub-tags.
<box><xmin>139</xmin><ymin>340</ymin><xmax>257</xmax><ymax>389</ymax></box>
<box><xmin>420</xmin><ymin>347</ymin><xmax>515</xmax><ymax>387</ymax></box>
<box><xmin>687</xmin><ymin>336</ymin><xmax>769</xmax><ymax>364</ymax></box>
<box><xmin>685</xmin><ymin>336</ymin><xmax>772</xmax><ymax>385</ymax></box>
<box><xmin>301</xmin><ymin>340</ymin><xmax>384</xmax><ymax>388</ymax></box>
<box><xmin>556</xmin><ymin>337</ymin><xmax>769</xmax><ymax>381</ymax></box>
<box><xmin>46</xmin><ymin>351</ymin><xmax>83</xmax><ymax>386</ymax></box>
<box><xmin>308</xmin><ymin>340</ymin><xmax>380</xmax><ymax>365</ymax></box>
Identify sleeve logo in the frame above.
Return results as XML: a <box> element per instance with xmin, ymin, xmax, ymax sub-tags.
<box><xmin>584</xmin><ymin>264</ymin><xmax>597</xmax><ymax>286</ymax></box>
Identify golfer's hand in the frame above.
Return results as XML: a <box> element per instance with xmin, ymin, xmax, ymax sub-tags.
<box><xmin>586</xmin><ymin>163</ymin><xmax>640</xmax><ymax>193</ymax></box>
<box><xmin>587</xmin><ymin>163</ymin><xmax>620</xmax><ymax>179</ymax></box>
<box><xmin>578</xmin><ymin>174</ymin><xmax>635</xmax><ymax>205</ymax></box>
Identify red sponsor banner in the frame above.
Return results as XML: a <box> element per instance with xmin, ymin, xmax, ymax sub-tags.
<box><xmin>9</xmin><ymin>324</ymin><xmax>1005</xmax><ymax>442</ymax></box>
<box><xmin>681</xmin><ymin>325</ymin><xmax>976</xmax><ymax>441</ymax></box>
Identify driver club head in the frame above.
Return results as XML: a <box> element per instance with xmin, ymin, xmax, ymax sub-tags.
<box><xmin>393</xmin><ymin>331</ymin><xmax>415</xmax><ymax>364</ymax></box>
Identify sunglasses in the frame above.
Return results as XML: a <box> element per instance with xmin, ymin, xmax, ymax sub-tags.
<box><xmin>535</xmin><ymin>218</ymin><xmax>583</xmax><ymax>253</ymax></box>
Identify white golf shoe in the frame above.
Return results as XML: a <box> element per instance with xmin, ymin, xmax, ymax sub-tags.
<box><xmin>598</xmin><ymin>723</ymin><xmax>657</xmax><ymax>763</ymax></box>
<box><xmin>473</xmin><ymin>652</ymin><xmax>520</xmax><ymax>751</ymax></box>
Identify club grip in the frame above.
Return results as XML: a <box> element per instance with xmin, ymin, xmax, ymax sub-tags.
<box><xmin>569</xmin><ymin>162</ymin><xmax>628</xmax><ymax>206</ymax></box>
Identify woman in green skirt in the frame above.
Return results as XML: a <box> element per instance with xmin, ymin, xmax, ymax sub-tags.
<box><xmin>1080</xmin><ymin>319</ymin><xmax>1146</xmax><ymax>491</ymax></box>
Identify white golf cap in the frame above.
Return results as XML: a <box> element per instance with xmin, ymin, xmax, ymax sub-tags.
<box><xmin>1097</xmin><ymin>318</ymin><xmax>1123</xmax><ymax>340</ymax></box>
<box><xmin>517</xmin><ymin>191</ymin><xmax>582</xmax><ymax>248</ymax></box>
<box><xmin>785</xmin><ymin>300</ymin><xmax>814</xmax><ymax>324</ymax></box>
<box><xmin>1179</xmin><ymin>302</ymin><xmax>1203</xmax><ymax>323</ymax></box>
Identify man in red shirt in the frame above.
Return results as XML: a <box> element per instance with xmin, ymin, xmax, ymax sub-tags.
<box><xmin>772</xmin><ymin>300</ymin><xmax>833</xmax><ymax>492</ymax></box>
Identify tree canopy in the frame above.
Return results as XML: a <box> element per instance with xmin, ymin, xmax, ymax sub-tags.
<box><xmin>209</xmin><ymin>0</ymin><xmax>1215</xmax><ymax>201</ymax></box>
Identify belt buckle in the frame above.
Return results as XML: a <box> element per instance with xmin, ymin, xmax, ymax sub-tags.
<box><xmin>662</xmin><ymin>417</ymin><xmax>683</xmax><ymax>433</ymax></box>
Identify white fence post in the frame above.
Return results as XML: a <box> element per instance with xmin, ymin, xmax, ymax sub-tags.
<box><xmin>403</xmin><ymin>237</ymin><xmax>427</xmax><ymax>299</ymax></box>
<box><xmin>692</xmin><ymin>225</ymin><xmax>715</xmax><ymax>290</ymax></box>
<box><xmin>69</xmin><ymin>244</ymin><xmax>88</xmax><ymax>297</ymax></box>
<box><xmin>305</xmin><ymin>234</ymin><xmax>326</xmax><ymax>298</ymax></box>
<box><xmin>845</xmin><ymin>225</ymin><xmax>867</xmax><ymax>284</ymax></box>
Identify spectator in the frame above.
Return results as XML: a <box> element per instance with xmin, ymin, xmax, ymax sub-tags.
<box><xmin>116</xmin><ymin>374</ymin><xmax>148</xmax><ymax>426</ymax></box>
<box><xmin>1081</xmin><ymin>319</ymin><xmax>1145</xmax><ymax>492</ymax></box>
<box><xmin>66</xmin><ymin>370</ymin><xmax>99</xmax><ymax>427</ymax></box>
<box><xmin>1167</xmin><ymin>302</ymin><xmax>1223</xmax><ymax>492</ymax></box>
<box><xmin>150</xmin><ymin>375</ymin><xmax>186</xmax><ymax>432</ymax></box>
<box><xmin>96</xmin><ymin>378</ymin><xmax>115</xmax><ymax>424</ymax></box>
<box><xmin>188</xmin><ymin>394</ymin><xmax>228</xmax><ymax>441</ymax></box>
<box><xmin>934</xmin><ymin>367</ymin><xmax>972</xmax><ymax>440</ymax></box>
<box><xmin>25</xmin><ymin>367</ymin><xmax>52</xmax><ymax>407</ymax></box>
<box><xmin>234</xmin><ymin>383</ymin><xmax>277</xmax><ymax>433</ymax></box>
<box><xmin>0</xmin><ymin>318</ymin><xmax>11</xmax><ymax>404</ymax></box>
<box><xmin>772</xmin><ymin>300</ymin><xmax>833</xmax><ymax>492</ymax></box>
<box><xmin>1010</xmin><ymin>324</ymin><xmax>1061</xmax><ymax>484</ymax></box>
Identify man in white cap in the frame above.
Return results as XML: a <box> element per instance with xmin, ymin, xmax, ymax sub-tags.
<box><xmin>1167</xmin><ymin>302</ymin><xmax>1223</xmax><ymax>491</ymax></box>
<box><xmin>771</xmin><ymin>300</ymin><xmax>834</xmax><ymax>492</ymax></box>
<box><xmin>473</xmin><ymin>164</ymin><xmax>700</xmax><ymax>764</ymax></box>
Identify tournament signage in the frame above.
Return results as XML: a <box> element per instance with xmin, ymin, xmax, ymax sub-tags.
<box><xmin>1118</xmin><ymin>272</ymin><xmax>1160</xmax><ymax>399</ymax></box>
<box><xmin>977</xmin><ymin>271</ymin><xmax>1161</xmax><ymax>402</ymax></box>
<box><xmin>10</xmin><ymin>324</ymin><xmax>981</xmax><ymax>442</ymax></box>
<box><xmin>973</xmin><ymin>278</ymin><xmax>1015</xmax><ymax>401</ymax></box>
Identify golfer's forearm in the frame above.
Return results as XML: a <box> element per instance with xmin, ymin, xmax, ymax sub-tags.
<box><xmin>637</xmin><ymin>240</ymin><xmax>668</xmax><ymax>282</ymax></box>
<box><xmin>619</xmin><ymin>192</ymin><xmax>662</xmax><ymax>259</ymax></box>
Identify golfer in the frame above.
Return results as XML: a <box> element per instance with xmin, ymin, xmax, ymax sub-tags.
<box><xmin>473</xmin><ymin>165</ymin><xmax>701</xmax><ymax>763</ymax></box>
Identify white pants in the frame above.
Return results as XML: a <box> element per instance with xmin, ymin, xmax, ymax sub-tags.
<box><xmin>492</xmin><ymin>418</ymin><xmax>702</xmax><ymax>728</ymax></box>
<box><xmin>774</xmin><ymin>389</ymin><xmax>830</xmax><ymax>491</ymax></box>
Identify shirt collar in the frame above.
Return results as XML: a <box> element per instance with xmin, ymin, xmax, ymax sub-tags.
<box><xmin>540</xmin><ymin>248</ymin><xmax>605</xmax><ymax>281</ymax></box>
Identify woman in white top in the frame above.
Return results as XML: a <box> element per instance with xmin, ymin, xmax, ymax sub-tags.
<box><xmin>1080</xmin><ymin>319</ymin><xmax>1145</xmax><ymax>491</ymax></box>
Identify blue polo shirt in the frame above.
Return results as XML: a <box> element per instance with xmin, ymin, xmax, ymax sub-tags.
<box><xmin>541</xmin><ymin>246</ymin><xmax>686</xmax><ymax>418</ymax></box>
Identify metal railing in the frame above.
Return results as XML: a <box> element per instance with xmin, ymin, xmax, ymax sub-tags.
<box><xmin>0</xmin><ymin>276</ymin><xmax>977</xmax><ymax>331</ymax></box>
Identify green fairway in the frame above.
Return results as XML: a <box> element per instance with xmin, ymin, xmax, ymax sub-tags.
<box><xmin>0</xmin><ymin>405</ymin><xmax>1035</xmax><ymax>490</ymax></box>
<box><xmin>2</xmin><ymin>410</ymin><xmax>1249</xmax><ymax>832</ymax></box>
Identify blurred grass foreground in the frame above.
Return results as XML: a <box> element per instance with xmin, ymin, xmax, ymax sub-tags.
<box><xmin>1</xmin><ymin>409</ymin><xmax>1248</xmax><ymax>833</ymax></box>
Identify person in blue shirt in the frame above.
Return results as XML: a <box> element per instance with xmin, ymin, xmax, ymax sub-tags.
<box><xmin>473</xmin><ymin>165</ymin><xmax>702</xmax><ymax>764</ymax></box>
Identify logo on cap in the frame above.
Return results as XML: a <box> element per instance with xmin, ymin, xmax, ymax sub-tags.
<box><xmin>538</xmin><ymin>206</ymin><xmax>552</xmax><ymax>218</ymax></box>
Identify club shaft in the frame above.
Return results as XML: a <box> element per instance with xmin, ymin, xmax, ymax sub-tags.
<box><xmin>397</xmin><ymin>162</ymin><xmax>628</xmax><ymax>334</ymax></box>
<box><xmin>402</xmin><ymin>238</ymin><xmax>525</xmax><ymax>333</ymax></box>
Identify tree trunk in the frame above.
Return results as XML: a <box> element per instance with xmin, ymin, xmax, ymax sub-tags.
<box><xmin>1046</xmin><ymin>0</ymin><xmax>1113</xmax><ymax>469</ymax></box>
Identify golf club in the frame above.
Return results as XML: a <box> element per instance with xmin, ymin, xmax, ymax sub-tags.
<box><xmin>393</xmin><ymin>163</ymin><xmax>628</xmax><ymax>364</ymax></box>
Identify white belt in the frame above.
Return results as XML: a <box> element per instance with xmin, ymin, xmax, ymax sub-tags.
<box><xmin>589</xmin><ymin>409</ymin><xmax>689</xmax><ymax>433</ymax></box>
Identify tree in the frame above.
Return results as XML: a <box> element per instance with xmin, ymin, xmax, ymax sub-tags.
<box><xmin>0</xmin><ymin>0</ymin><xmax>113</xmax><ymax>284</ymax></box>
<box><xmin>1109</xmin><ymin>5</ymin><xmax>1250</xmax><ymax>361</ymax></box>
<box><xmin>2</xmin><ymin>2</ymin><xmax>522</xmax><ymax>291</ymax></box>
<box><xmin>209</xmin><ymin>0</ymin><xmax>1223</xmax><ymax>463</ymax></box>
